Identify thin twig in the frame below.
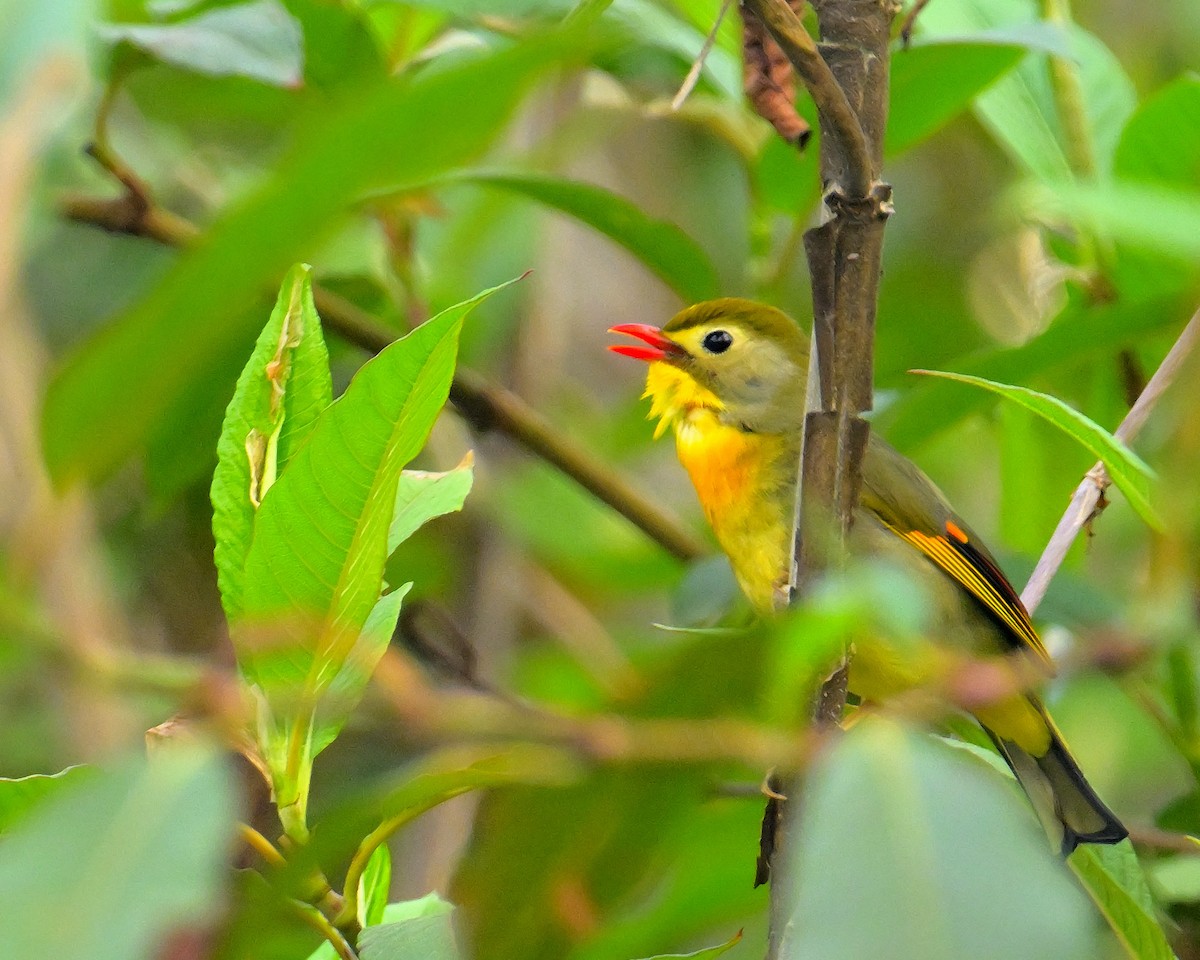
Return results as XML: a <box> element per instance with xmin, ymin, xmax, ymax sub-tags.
<box><xmin>741</xmin><ymin>0</ymin><xmax>873</xmax><ymax>197</ymax></box>
<box><xmin>289</xmin><ymin>900</ymin><xmax>359</xmax><ymax>960</ymax></box>
<box><xmin>1021</xmin><ymin>304</ymin><xmax>1200</xmax><ymax>614</ymax></box>
<box><xmin>1042</xmin><ymin>0</ymin><xmax>1096</xmax><ymax>179</ymax></box>
<box><xmin>238</xmin><ymin>823</ymin><xmax>288</xmax><ymax>869</ymax></box>
<box><xmin>1127</xmin><ymin>823</ymin><xmax>1200</xmax><ymax>856</ymax></box>
<box><xmin>371</xmin><ymin>647</ymin><xmax>819</xmax><ymax>770</ymax></box>
<box><xmin>58</xmin><ymin>190</ymin><xmax>705</xmax><ymax>563</ymax></box>
<box><xmin>899</xmin><ymin>0</ymin><xmax>932</xmax><ymax>46</ymax></box>
<box><xmin>672</xmin><ymin>0</ymin><xmax>735</xmax><ymax>111</ymax></box>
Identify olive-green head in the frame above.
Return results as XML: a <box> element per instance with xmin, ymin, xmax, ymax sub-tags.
<box><xmin>656</xmin><ymin>298</ymin><xmax>810</xmax><ymax>433</ymax></box>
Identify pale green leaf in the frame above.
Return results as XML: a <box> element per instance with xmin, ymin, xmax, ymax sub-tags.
<box><xmin>1024</xmin><ymin>180</ymin><xmax>1200</xmax><ymax>262</ymax></box>
<box><xmin>360</xmin><ymin>894</ymin><xmax>458</xmax><ymax>960</ymax></box>
<box><xmin>97</xmin><ymin>0</ymin><xmax>304</xmax><ymax>87</ymax></box>
<box><xmin>781</xmin><ymin>718</ymin><xmax>1093</xmax><ymax>960</ymax></box>
<box><xmin>1069</xmin><ymin>843</ymin><xmax>1177</xmax><ymax>960</ymax></box>
<box><xmin>0</xmin><ymin>766</ymin><xmax>91</xmax><ymax>833</ymax></box>
<box><xmin>0</xmin><ymin>748</ymin><xmax>236</xmax><ymax>960</ymax></box>
<box><xmin>360</xmin><ymin>844</ymin><xmax>392</xmax><ymax>929</ymax></box>
<box><xmin>911</xmin><ymin>369</ymin><xmax>1161</xmax><ymax>529</ymax></box>
<box><xmin>211</xmin><ymin>263</ymin><xmax>331</xmax><ymax>622</ymax></box>
<box><xmin>389</xmin><ymin>453</ymin><xmax>475</xmax><ymax>553</ymax></box>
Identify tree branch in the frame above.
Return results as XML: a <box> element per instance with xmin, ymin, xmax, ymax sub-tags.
<box><xmin>756</xmin><ymin>0</ymin><xmax>895</xmax><ymax>951</ymax></box>
<box><xmin>1021</xmin><ymin>303</ymin><xmax>1200</xmax><ymax>614</ymax></box>
<box><xmin>58</xmin><ymin>192</ymin><xmax>705</xmax><ymax>564</ymax></box>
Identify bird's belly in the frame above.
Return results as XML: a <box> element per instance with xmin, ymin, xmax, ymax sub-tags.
<box><xmin>675</xmin><ymin>415</ymin><xmax>792</xmax><ymax>611</ymax></box>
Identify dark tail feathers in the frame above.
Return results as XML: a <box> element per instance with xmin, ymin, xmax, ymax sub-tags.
<box><xmin>988</xmin><ymin>714</ymin><xmax>1127</xmax><ymax>856</ymax></box>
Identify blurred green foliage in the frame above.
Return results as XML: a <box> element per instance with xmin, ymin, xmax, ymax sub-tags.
<box><xmin>3</xmin><ymin>0</ymin><xmax>1200</xmax><ymax>957</ymax></box>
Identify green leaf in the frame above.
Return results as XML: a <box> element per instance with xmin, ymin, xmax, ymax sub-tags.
<box><xmin>0</xmin><ymin>766</ymin><xmax>91</xmax><ymax>833</ymax></box>
<box><xmin>781</xmin><ymin>717</ymin><xmax>1094</xmax><ymax>960</ymax></box>
<box><xmin>875</xmin><ymin>294</ymin><xmax>1184</xmax><ymax>450</ymax></box>
<box><xmin>911</xmin><ymin>369</ymin><xmax>1161</xmax><ymax>530</ymax></box>
<box><xmin>887</xmin><ymin>39</ymin><xmax>1025</xmax><ymax>157</ymax></box>
<box><xmin>445</xmin><ymin>171</ymin><xmax>719</xmax><ymax>301</ymax></box>
<box><xmin>916</xmin><ymin>0</ymin><xmax>1135</xmax><ymax>179</ymax></box>
<box><xmin>1148</xmin><ymin>856</ymin><xmax>1200</xmax><ymax>905</ymax></box>
<box><xmin>1025</xmin><ymin>180</ymin><xmax>1200</xmax><ymax>261</ymax></box>
<box><xmin>236</xmin><ymin>281</ymin><xmax>514</xmax><ymax>825</ymax></box>
<box><xmin>292</xmin><ymin>745</ymin><xmax>579</xmax><ymax>907</ymax></box>
<box><xmin>359</xmin><ymin>894</ymin><xmax>459</xmax><ymax>960</ymax></box>
<box><xmin>211</xmin><ymin>263</ymin><xmax>332</xmax><ymax>622</ymax></box>
<box><xmin>357</xmin><ymin>745</ymin><xmax>581</xmax><ymax>833</ymax></box>
<box><xmin>42</xmin><ymin>36</ymin><xmax>561</xmax><ymax>486</ymax></box>
<box><xmin>360</xmin><ymin>844</ymin><xmax>393</xmax><ymax>928</ymax></box>
<box><xmin>1114</xmin><ymin>74</ymin><xmax>1200</xmax><ymax>188</ymax></box>
<box><xmin>389</xmin><ymin>452</ymin><xmax>475</xmax><ymax>553</ymax></box>
<box><xmin>97</xmin><ymin>0</ymin><xmax>305</xmax><ymax>86</ymax></box>
<box><xmin>0</xmin><ymin>747</ymin><xmax>236</xmax><ymax>960</ymax></box>
<box><xmin>1069</xmin><ymin>843</ymin><xmax>1178</xmax><ymax>960</ymax></box>
<box><xmin>632</xmin><ymin>930</ymin><xmax>742</xmax><ymax>959</ymax></box>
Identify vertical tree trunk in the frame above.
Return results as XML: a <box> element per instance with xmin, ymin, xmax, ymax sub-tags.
<box><xmin>741</xmin><ymin>0</ymin><xmax>897</xmax><ymax>956</ymax></box>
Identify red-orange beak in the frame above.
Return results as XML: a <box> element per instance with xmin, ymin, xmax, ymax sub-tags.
<box><xmin>607</xmin><ymin>324</ymin><xmax>686</xmax><ymax>363</ymax></box>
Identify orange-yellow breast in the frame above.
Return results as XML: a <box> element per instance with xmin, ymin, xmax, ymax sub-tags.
<box><xmin>643</xmin><ymin>362</ymin><xmax>795</xmax><ymax>610</ymax></box>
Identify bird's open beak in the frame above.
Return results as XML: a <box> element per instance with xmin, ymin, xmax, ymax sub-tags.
<box><xmin>607</xmin><ymin>324</ymin><xmax>687</xmax><ymax>363</ymax></box>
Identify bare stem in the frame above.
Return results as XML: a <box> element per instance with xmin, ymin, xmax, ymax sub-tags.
<box><xmin>1042</xmin><ymin>0</ymin><xmax>1097</xmax><ymax>179</ymax></box>
<box><xmin>1021</xmin><ymin>304</ymin><xmax>1200</xmax><ymax>613</ymax></box>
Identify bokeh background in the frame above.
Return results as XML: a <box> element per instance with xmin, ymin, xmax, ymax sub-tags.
<box><xmin>2</xmin><ymin>0</ymin><xmax>1200</xmax><ymax>957</ymax></box>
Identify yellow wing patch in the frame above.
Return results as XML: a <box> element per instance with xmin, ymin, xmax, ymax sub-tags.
<box><xmin>894</xmin><ymin>525</ymin><xmax>1053</xmax><ymax>669</ymax></box>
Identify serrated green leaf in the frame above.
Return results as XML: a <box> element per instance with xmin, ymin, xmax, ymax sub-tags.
<box><xmin>389</xmin><ymin>453</ymin><xmax>475</xmax><ymax>553</ymax></box>
<box><xmin>42</xmin><ymin>37</ymin><xmax>561</xmax><ymax>487</ymax></box>
<box><xmin>97</xmin><ymin>0</ymin><xmax>304</xmax><ymax>86</ymax></box>
<box><xmin>781</xmin><ymin>718</ymin><xmax>1094</xmax><ymax>960</ymax></box>
<box><xmin>887</xmin><ymin>39</ymin><xmax>1025</xmax><ymax>156</ymax></box>
<box><xmin>0</xmin><ymin>748</ymin><xmax>236</xmax><ymax>960</ymax></box>
<box><xmin>0</xmin><ymin>766</ymin><xmax>91</xmax><ymax>833</ymax></box>
<box><xmin>445</xmin><ymin>171</ymin><xmax>720</xmax><ymax>301</ymax></box>
<box><xmin>235</xmin><ymin>280</ymin><xmax>515</xmax><ymax>825</ymax></box>
<box><xmin>1069</xmin><ymin>842</ymin><xmax>1177</xmax><ymax>960</ymax></box>
<box><xmin>911</xmin><ymin>369</ymin><xmax>1161</xmax><ymax>530</ymax></box>
<box><xmin>211</xmin><ymin>263</ymin><xmax>331</xmax><ymax>622</ymax></box>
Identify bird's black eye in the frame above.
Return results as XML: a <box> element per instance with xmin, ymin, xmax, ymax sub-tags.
<box><xmin>702</xmin><ymin>329</ymin><xmax>733</xmax><ymax>354</ymax></box>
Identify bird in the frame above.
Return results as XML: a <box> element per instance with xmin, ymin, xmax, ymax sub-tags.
<box><xmin>608</xmin><ymin>297</ymin><xmax>1127</xmax><ymax>856</ymax></box>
